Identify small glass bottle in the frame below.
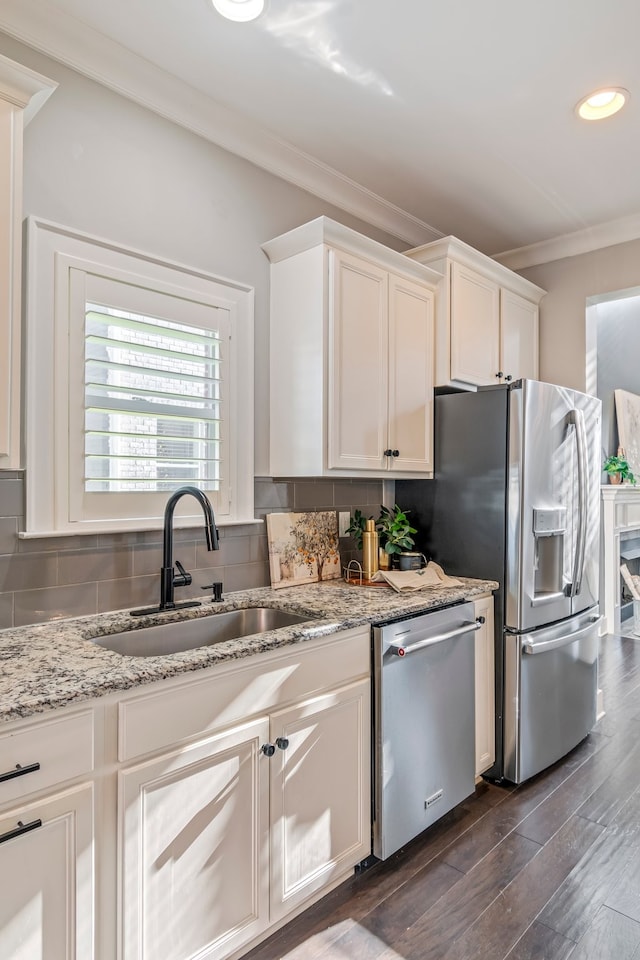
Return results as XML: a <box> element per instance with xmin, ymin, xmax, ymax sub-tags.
<box><xmin>362</xmin><ymin>518</ymin><xmax>379</xmax><ymax>581</ymax></box>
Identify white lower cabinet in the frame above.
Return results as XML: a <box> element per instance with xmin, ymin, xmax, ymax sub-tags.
<box><xmin>116</xmin><ymin>627</ymin><xmax>371</xmax><ymax>960</ymax></box>
<box><xmin>119</xmin><ymin>718</ymin><xmax>271</xmax><ymax>960</ymax></box>
<box><xmin>0</xmin><ymin>782</ymin><xmax>94</xmax><ymax>959</ymax></box>
<box><xmin>0</xmin><ymin>708</ymin><xmax>96</xmax><ymax>959</ymax></box>
<box><xmin>269</xmin><ymin>679</ymin><xmax>370</xmax><ymax>922</ymax></box>
<box><xmin>473</xmin><ymin>595</ymin><xmax>496</xmax><ymax>776</ymax></box>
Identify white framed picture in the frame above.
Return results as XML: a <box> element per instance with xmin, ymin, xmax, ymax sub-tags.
<box><xmin>266</xmin><ymin>511</ymin><xmax>341</xmax><ymax>589</ymax></box>
<box><xmin>615</xmin><ymin>389</ymin><xmax>640</xmax><ymax>479</ymax></box>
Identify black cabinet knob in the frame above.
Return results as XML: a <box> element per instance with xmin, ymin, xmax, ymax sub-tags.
<box><xmin>261</xmin><ymin>743</ymin><xmax>276</xmax><ymax>757</ymax></box>
<box><xmin>276</xmin><ymin>737</ymin><xmax>289</xmax><ymax>751</ymax></box>
<box><xmin>505</xmin><ymin>374</ymin><xmax>513</xmax><ymax>382</ymax></box>
<box><xmin>384</xmin><ymin>449</ymin><xmax>392</xmax><ymax>457</ymax></box>
<box><xmin>496</xmin><ymin>371</ymin><xmax>504</xmax><ymax>379</ymax></box>
<box><xmin>392</xmin><ymin>449</ymin><xmax>399</xmax><ymax>458</ymax></box>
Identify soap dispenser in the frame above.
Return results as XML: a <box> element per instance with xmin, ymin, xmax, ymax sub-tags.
<box><xmin>362</xmin><ymin>518</ymin><xmax>379</xmax><ymax>581</ymax></box>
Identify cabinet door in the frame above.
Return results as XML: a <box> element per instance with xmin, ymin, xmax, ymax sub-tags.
<box><xmin>450</xmin><ymin>262</ymin><xmax>500</xmax><ymax>385</ymax></box>
<box><xmin>388</xmin><ymin>274</ymin><xmax>435</xmax><ymax>472</ymax></box>
<box><xmin>119</xmin><ymin>718</ymin><xmax>270</xmax><ymax>960</ymax></box>
<box><xmin>328</xmin><ymin>249</ymin><xmax>389</xmax><ymax>471</ymax></box>
<box><xmin>0</xmin><ymin>783</ymin><xmax>94</xmax><ymax>959</ymax></box>
<box><xmin>500</xmin><ymin>289</ymin><xmax>539</xmax><ymax>382</ymax></box>
<box><xmin>473</xmin><ymin>596</ymin><xmax>496</xmax><ymax>776</ymax></box>
<box><xmin>269</xmin><ymin>678</ymin><xmax>371</xmax><ymax>922</ymax></box>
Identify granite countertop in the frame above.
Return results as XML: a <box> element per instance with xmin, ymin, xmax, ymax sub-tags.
<box><xmin>0</xmin><ymin>578</ymin><xmax>497</xmax><ymax>724</ymax></box>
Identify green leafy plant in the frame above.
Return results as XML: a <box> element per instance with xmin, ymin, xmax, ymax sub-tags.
<box><xmin>345</xmin><ymin>509</ymin><xmax>371</xmax><ymax>550</ymax></box>
<box><xmin>377</xmin><ymin>504</ymin><xmax>417</xmax><ymax>556</ymax></box>
<box><xmin>603</xmin><ymin>454</ymin><xmax>636</xmax><ymax>484</ymax></box>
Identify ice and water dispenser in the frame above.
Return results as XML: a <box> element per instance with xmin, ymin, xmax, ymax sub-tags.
<box><xmin>532</xmin><ymin>506</ymin><xmax>567</xmax><ymax>600</ymax></box>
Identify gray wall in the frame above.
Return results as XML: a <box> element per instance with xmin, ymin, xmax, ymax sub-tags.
<box><xmin>0</xmin><ymin>34</ymin><xmax>396</xmax><ymax>625</ymax></box>
<box><xmin>520</xmin><ymin>238</ymin><xmax>640</xmax><ymax>394</ymax></box>
<box><xmin>592</xmin><ymin>292</ymin><xmax>640</xmax><ymax>458</ymax></box>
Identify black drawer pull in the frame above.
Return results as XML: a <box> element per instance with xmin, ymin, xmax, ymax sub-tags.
<box><xmin>0</xmin><ymin>818</ymin><xmax>43</xmax><ymax>845</ymax></box>
<box><xmin>0</xmin><ymin>762</ymin><xmax>41</xmax><ymax>784</ymax></box>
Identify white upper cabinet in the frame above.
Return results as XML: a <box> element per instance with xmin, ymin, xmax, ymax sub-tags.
<box><xmin>263</xmin><ymin>217</ymin><xmax>440</xmax><ymax>478</ymax></box>
<box><xmin>405</xmin><ymin>236</ymin><xmax>545</xmax><ymax>389</ymax></box>
<box><xmin>450</xmin><ymin>261</ymin><xmax>501</xmax><ymax>385</ymax></box>
<box><xmin>0</xmin><ymin>55</ymin><xmax>56</xmax><ymax>469</ymax></box>
<box><xmin>500</xmin><ymin>286</ymin><xmax>539</xmax><ymax>384</ymax></box>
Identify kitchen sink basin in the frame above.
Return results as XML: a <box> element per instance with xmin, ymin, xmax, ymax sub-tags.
<box><xmin>89</xmin><ymin>606</ymin><xmax>318</xmax><ymax>657</ymax></box>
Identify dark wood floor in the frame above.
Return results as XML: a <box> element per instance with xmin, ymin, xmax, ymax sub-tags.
<box><xmin>244</xmin><ymin>633</ymin><xmax>640</xmax><ymax>960</ymax></box>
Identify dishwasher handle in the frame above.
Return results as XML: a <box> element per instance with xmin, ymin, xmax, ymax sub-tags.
<box><xmin>388</xmin><ymin>619</ymin><xmax>481</xmax><ymax>657</ymax></box>
<box><xmin>522</xmin><ymin>617</ymin><xmax>602</xmax><ymax>655</ymax></box>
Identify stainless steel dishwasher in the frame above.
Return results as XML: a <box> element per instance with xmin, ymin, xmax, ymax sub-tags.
<box><xmin>372</xmin><ymin>601</ymin><xmax>480</xmax><ymax>860</ymax></box>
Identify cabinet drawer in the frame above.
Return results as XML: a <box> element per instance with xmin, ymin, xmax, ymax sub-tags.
<box><xmin>0</xmin><ymin>710</ymin><xmax>94</xmax><ymax>807</ymax></box>
<box><xmin>119</xmin><ymin>627</ymin><xmax>371</xmax><ymax>762</ymax></box>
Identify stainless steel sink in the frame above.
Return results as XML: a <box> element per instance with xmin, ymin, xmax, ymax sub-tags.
<box><xmin>89</xmin><ymin>606</ymin><xmax>318</xmax><ymax>657</ymax></box>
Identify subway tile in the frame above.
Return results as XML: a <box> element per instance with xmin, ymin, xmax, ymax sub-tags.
<box><xmin>96</xmin><ymin>527</ymin><xmax>200</xmax><ymax>549</ymax></box>
<box><xmin>0</xmin><ymin>593</ymin><xmax>13</xmax><ymax>629</ymax></box>
<box><xmin>97</xmin><ymin>574</ymin><xmax>159</xmax><ymax>614</ymax></box>
<box><xmin>293</xmin><ymin>481</ymin><xmax>336</xmax><ymax>510</ymax></box>
<box><xmin>254</xmin><ymin>478</ymin><xmax>295</xmax><ymax>511</ymax></box>
<box><xmin>0</xmin><ymin>475</ymin><xmax>391</xmax><ymax>625</ymax></box>
<box><xmin>0</xmin><ymin>553</ymin><xmax>57</xmax><ymax>592</ymax></box>
<box><xmin>0</xmin><ymin>517</ymin><xmax>18</xmax><ymax>555</ymax></box>
<box><xmin>14</xmin><ymin>584</ymin><xmax>98</xmax><ymax>627</ymax></box>
<box><xmin>58</xmin><ymin>546</ymin><xmax>134</xmax><ymax>585</ymax></box>
<box><xmin>196</xmin><ymin>536</ymin><xmax>253</xmax><ymax>569</ymax></box>
<box><xmin>222</xmin><ymin>521</ymin><xmax>265</xmax><ymax>539</ymax></box>
<box><xmin>132</xmin><ymin>543</ymin><xmax>164</xmax><ymax>578</ymax></box>
<box><xmin>18</xmin><ymin>534</ymin><xmax>98</xmax><ymax>555</ymax></box>
<box><xmin>342</xmin><ymin>480</ymin><xmax>382</xmax><ymax>504</ymax></box>
<box><xmin>133</xmin><ymin>542</ymin><xmax>196</xmax><ymax>577</ymax></box>
<box><xmin>223</xmin><ymin>561</ymin><xmax>271</xmax><ymax>592</ymax></box>
<box><xmin>97</xmin><ymin>530</ymin><xmax>157</xmax><ymax>549</ymax></box>
<box><xmin>251</xmin><ymin>535</ymin><xmax>269</xmax><ymax>563</ymax></box>
<box><xmin>0</xmin><ymin>479</ymin><xmax>24</xmax><ymax>518</ymax></box>
<box><xmin>184</xmin><ymin>568</ymin><xmax>227</xmax><ymax>603</ymax></box>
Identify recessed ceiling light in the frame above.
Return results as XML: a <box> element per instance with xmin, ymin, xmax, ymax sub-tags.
<box><xmin>575</xmin><ymin>87</ymin><xmax>629</xmax><ymax>121</ymax></box>
<box><xmin>210</xmin><ymin>0</ymin><xmax>265</xmax><ymax>21</ymax></box>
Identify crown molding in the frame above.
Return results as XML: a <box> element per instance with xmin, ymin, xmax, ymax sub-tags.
<box><xmin>495</xmin><ymin>213</ymin><xmax>640</xmax><ymax>271</ymax></box>
<box><xmin>406</xmin><ymin>234</ymin><xmax>546</xmax><ymax>301</ymax></box>
<box><xmin>0</xmin><ymin>1</ymin><xmax>443</xmax><ymax>249</ymax></box>
<box><xmin>0</xmin><ymin>51</ymin><xmax>57</xmax><ymax>121</ymax></box>
<box><xmin>262</xmin><ymin>215</ymin><xmax>443</xmax><ymax>288</ymax></box>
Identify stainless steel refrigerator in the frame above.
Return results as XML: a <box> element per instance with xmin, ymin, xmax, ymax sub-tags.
<box><xmin>397</xmin><ymin>379</ymin><xmax>602</xmax><ymax>784</ymax></box>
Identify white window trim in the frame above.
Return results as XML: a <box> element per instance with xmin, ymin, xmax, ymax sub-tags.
<box><xmin>24</xmin><ymin>216</ymin><xmax>255</xmax><ymax>536</ymax></box>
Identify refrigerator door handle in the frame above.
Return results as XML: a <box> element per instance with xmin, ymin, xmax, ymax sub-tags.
<box><xmin>567</xmin><ymin>408</ymin><xmax>588</xmax><ymax>598</ymax></box>
<box><xmin>522</xmin><ymin>616</ymin><xmax>602</xmax><ymax>655</ymax></box>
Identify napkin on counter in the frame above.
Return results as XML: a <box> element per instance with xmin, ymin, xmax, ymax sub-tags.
<box><xmin>371</xmin><ymin>561</ymin><xmax>464</xmax><ymax>593</ymax></box>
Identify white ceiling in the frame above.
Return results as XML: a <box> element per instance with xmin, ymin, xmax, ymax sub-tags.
<box><xmin>1</xmin><ymin>0</ymin><xmax>639</xmax><ymax>259</ymax></box>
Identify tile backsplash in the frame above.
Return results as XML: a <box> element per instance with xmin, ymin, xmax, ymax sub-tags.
<box><xmin>0</xmin><ymin>474</ymin><xmax>383</xmax><ymax>628</ymax></box>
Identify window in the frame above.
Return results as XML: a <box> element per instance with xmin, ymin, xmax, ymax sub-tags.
<box><xmin>25</xmin><ymin>219</ymin><xmax>254</xmax><ymax>536</ymax></box>
<box><xmin>83</xmin><ymin>303</ymin><xmax>223</xmax><ymax>495</ymax></box>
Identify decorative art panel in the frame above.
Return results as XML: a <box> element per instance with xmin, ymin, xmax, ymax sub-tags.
<box><xmin>615</xmin><ymin>389</ymin><xmax>640</xmax><ymax>478</ymax></box>
<box><xmin>267</xmin><ymin>511</ymin><xmax>341</xmax><ymax>589</ymax></box>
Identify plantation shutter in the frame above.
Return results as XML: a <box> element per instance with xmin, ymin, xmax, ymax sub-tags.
<box><xmin>84</xmin><ymin>303</ymin><xmax>225</xmax><ymax>495</ymax></box>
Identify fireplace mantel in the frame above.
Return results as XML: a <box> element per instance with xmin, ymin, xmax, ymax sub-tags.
<box><xmin>601</xmin><ymin>484</ymin><xmax>640</xmax><ymax>633</ymax></box>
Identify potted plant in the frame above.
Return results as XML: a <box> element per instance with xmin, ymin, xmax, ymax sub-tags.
<box><xmin>603</xmin><ymin>453</ymin><xmax>636</xmax><ymax>485</ymax></box>
<box><xmin>345</xmin><ymin>509</ymin><xmax>371</xmax><ymax>550</ymax></box>
<box><xmin>377</xmin><ymin>504</ymin><xmax>417</xmax><ymax>568</ymax></box>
